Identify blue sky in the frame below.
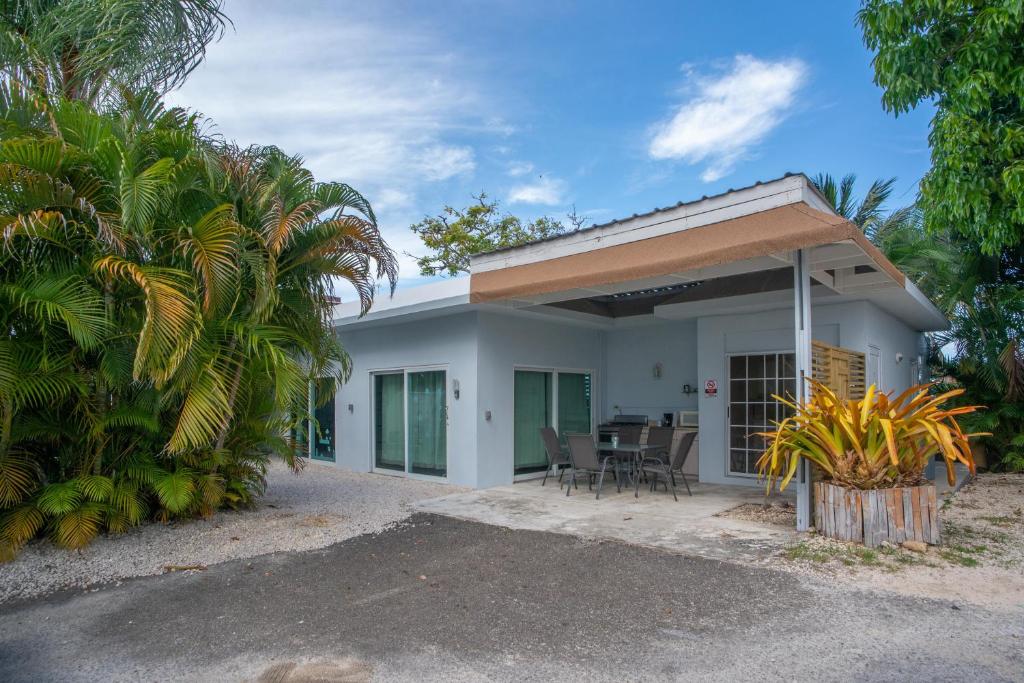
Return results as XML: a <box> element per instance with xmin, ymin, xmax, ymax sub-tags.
<box><xmin>167</xmin><ymin>0</ymin><xmax>934</xmax><ymax>293</ymax></box>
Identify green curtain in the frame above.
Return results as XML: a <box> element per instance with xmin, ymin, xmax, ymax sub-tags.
<box><xmin>407</xmin><ymin>370</ymin><xmax>447</xmax><ymax>476</ymax></box>
<box><xmin>514</xmin><ymin>370</ymin><xmax>552</xmax><ymax>473</ymax></box>
<box><xmin>557</xmin><ymin>372</ymin><xmax>592</xmax><ymax>440</ymax></box>
<box><xmin>374</xmin><ymin>373</ymin><xmax>405</xmax><ymax>471</ymax></box>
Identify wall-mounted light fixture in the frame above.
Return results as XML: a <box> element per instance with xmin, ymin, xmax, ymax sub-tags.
<box><xmin>452</xmin><ymin>378</ymin><xmax>460</xmax><ymax>399</ymax></box>
<box><xmin>347</xmin><ymin>403</ymin><xmax>354</xmax><ymax>413</ymax></box>
<box><xmin>652</xmin><ymin>362</ymin><xmax>663</xmax><ymax>379</ymax></box>
<box><xmin>895</xmin><ymin>352</ymin><xmax>904</xmax><ymax>364</ymax></box>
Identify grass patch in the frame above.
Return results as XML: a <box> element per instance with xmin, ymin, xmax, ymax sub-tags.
<box><xmin>979</xmin><ymin>515</ymin><xmax>1016</xmax><ymax>527</ymax></box>
<box><xmin>785</xmin><ymin>541</ymin><xmax>893</xmax><ymax>568</ymax></box>
<box><xmin>940</xmin><ymin>549</ymin><xmax>980</xmax><ymax>567</ymax></box>
<box><xmin>784</xmin><ymin>542</ymin><xmax>833</xmax><ymax>563</ymax></box>
<box><xmin>950</xmin><ymin>544</ymin><xmax>987</xmax><ymax>555</ymax></box>
<box><xmin>893</xmin><ymin>553</ymin><xmax>924</xmax><ymax>566</ymax></box>
<box><xmin>853</xmin><ymin>548</ymin><xmax>882</xmax><ymax>566</ymax></box>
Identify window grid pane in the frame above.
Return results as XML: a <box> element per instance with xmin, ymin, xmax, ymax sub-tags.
<box><xmin>728</xmin><ymin>353</ymin><xmax>794</xmax><ymax>476</ymax></box>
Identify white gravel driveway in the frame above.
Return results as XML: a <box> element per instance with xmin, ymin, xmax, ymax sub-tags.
<box><xmin>0</xmin><ymin>461</ymin><xmax>459</xmax><ymax>604</ymax></box>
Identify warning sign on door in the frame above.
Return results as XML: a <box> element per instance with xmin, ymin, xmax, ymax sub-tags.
<box><xmin>704</xmin><ymin>379</ymin><xmax>718</xmax><ymax>397</ymax></box>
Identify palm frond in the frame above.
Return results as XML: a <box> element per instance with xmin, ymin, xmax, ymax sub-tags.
<box><xmin>152</xmin><ymin>468</ymin><xmax>197</xmax><ymax>514</ymax></box>
<box><xmin>0</xmin><ymin>451</ymin><xmax>39</xmax><ymax>507</ymax></box>
<box><xmin>0</xmin><ymin>274</ymin><xmax>107</xmax><ymax>349</ymax></box>
<box><xmin>180</xmin><ymin>203</ymin><xmax>238</xmax><ymax>315</ymax></box>
<box><xmin>51</xmin><ymin>503</ymin><xmax>104</xmax><ymax>548</ymax></box>
<box><xmin>94</xmin><ymin>256</ymin><xmax>201</xmax><ymax>384</ymax></box>
<box><xmin>166</xmin><ymin>357</ymin><xmax>230</xmax><ymax>453</ymax></box>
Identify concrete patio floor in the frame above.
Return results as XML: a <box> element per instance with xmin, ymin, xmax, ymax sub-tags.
<box><xmin>414</xmin><ymin>474</ymin><xmax>798</xmax><ymax>562</ymax></box>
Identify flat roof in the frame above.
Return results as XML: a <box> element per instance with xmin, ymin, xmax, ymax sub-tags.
<box><xmin>471</xmin><ymin>172</ymin><xmax>832</xmax><ymax>260</ymax></box>
<box><xmin>336</xmin><ymin>174</ymin><xmax>947</xmax><ymax>332</ymax></box>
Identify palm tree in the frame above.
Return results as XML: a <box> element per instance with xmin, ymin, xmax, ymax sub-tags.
<box><xmin>812</xmin><ymin>173</ymin><xmax>1024</xmax><ymax>472</ymax></box>
<box><xmin>0</xmin><ymin>89</ymin><xmax>398</xmax><ymax>554</ymax></box>
<box><xmin>810</xmin><ymin>172</ymin><xmax>907</xmax><ymax>239</ymax></box>
<box><xmin>0</xmin><ymin>0</ymin><xmax>228</xmax><ymax>105</ymax></box>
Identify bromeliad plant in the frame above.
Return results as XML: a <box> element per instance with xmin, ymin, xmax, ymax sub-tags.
<box><xmin>757</xmin><ymin>380</ymin><xmax>984</xmax><ymax>492</ymax></box>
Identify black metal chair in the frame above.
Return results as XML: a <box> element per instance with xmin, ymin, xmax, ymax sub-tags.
<box><xmin>539</xmin><ymin>426</ymin><xmax>570</xmax><ymax>487</ymax></box>
<box><xmin>646</xmin><ymin>426</ymin><xmax>674</xmax><ymax>463</ymax></box>
<box><xmin>565</xmin><ymin>434</ymin><xmax>616</xmax><ymax>499</ymax></box>
<box><xmin>635</xmin><ymin>431</ymin><xmax>696</xmax><ymax>500</ymax></box>
<box><xmin>616</xmin><ymin>425</ymin><xmax>643</xmax><ymax>447</ymax></box>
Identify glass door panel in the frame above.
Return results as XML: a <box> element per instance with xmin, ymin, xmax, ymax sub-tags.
<box><xmin>374</xmin><ymin>373</ymin><xmax>405</xmax><ymax>471</ymax></box>
<box><xmin>514</xmin><ymin>370</ymin><xmax>552</xmax><ymax>474</ymax></box>
<box><xmin>557</xmin><ymin>372</ymin><xmax>592</xmax><ymax>441</ymax></box>
<box><xmin>407</xmin><ymin>370</ymin><xmax>447</xmax><ymax>476</ymax></box>
<box><xmin>312</xmin><ymin>378</ymin><xmax>336</xmax><ymax>461</ymax></box>
<box><xmin>728</xmin><ymin>353</ymin><xmax>795</xmax><ymax>476</ymax></box>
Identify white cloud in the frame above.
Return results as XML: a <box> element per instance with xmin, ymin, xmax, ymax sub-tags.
<box><xmin>508</xmin><ymin>176</ymin><xmax>567</xmax><ymax>205</ymax></box>
<box><xmin>372</xmin><ymin>188</ymin><xmax>414</xmax><ymax>213</ymax></box>
<box><xmin>418</xmin><ymin>145</ymin><xmax>476</xmax><ymax>181</ymax></box>
<box><xmin>648</xmin><ymin>55</ymin><xmax>807</xmax><ymax>182</ymax></box>
<box><xmin>163</xmin><ymin>3</ymin><xmax>508</xmax><ymax>291</ymax></box>
<box><xmin>506</xmin><ymin>160</ymin><xmax>534</xmax><ymax>177</ymax></box>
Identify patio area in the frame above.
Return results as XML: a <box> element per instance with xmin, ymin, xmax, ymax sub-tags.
<box><xmin>415</xmin><ymin>475</ymin><xmax>798</xmax><ymax>562</ymax></box>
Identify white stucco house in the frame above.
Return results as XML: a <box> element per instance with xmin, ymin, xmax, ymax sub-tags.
<box><xmin>314</xmin><ymin>173</ymin><xmax>947</xmax><ymax>530</ymax></box>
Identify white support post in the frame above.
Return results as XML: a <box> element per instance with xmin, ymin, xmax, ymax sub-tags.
<box><xmin>793</xmin><ymin>249</ymin><xmax>812</xmax><ymax>532</ymax></box>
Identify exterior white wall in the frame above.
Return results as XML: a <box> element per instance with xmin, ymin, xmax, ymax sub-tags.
<box><xmin>862</xmin><ymin>301</ymin><xmax>924</xmax><ymax>395</ymax></box>
<box><xmin>333</xmin><ymin>312</ymin><xmax>479</xmax><ymax>487</ymax></box>
<box><xmin>475</xmin><ymin>312</ymin><xmax>606</xmax><ymax>488</ymax></box>
<box><xmin>329</xmin><ymin>299</ymin><xmax>924</xmax><ymax>490</ymax></box>
<box><xmin>694</xmin><ymin>300</ymin><xmax>923</xmax><ymax>487</ymax></box>
<box><xmin>696</xmin><ymin>302</ymin><xmax>856</xmax><ymax>487</ymax></box>
<box><xmin>603</xmin><ymin>321</ymin><xmax>699</xmax><ymax>422</ymax></box>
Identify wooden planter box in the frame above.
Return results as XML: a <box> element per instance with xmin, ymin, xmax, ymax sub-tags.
<box><xmin>814</xmin><ymin>482</ymin><xmax>940</xmax><ymax>548</ymax></box>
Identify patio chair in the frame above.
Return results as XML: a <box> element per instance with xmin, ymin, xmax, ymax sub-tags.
<box><xmin>615</xmin><ymin>425</ymin><xmax>643</xmax><ymax>446</ymax></box>
<box><xmin>646</xmin><ymin>426</ymin><xmax>674</xmax><ymax>463</ymax></box>
<box><xmin>635</xmin><ymin>431</ymin><xmax>696</xmax><ymax>501</ymax></box>
<box><xmin>565</xmin><ymin>434</ymin><xmax>617</xmax><ymax>499</ymax></box>
<box><xmin>539</xmin><ymin>426</ymin><xmax>571</xmax><ymax>487</ymax></box>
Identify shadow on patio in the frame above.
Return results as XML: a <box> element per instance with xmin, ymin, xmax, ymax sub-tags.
<box><xmin>414</xmin><ymin>476</ymin><xmax>798</xmax><ymax>563</ymax></box>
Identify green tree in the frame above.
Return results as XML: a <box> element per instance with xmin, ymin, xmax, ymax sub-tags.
<box><xmin>0</xmin><ymin>0</ymin><xmax>228</xmax><ymax>104</ymax></box>
<box><xmin>883</xmin><ymin>224</ymin><xmax>1024</xmax><ymax>471</ymax></box>
<box><xmin>810</xmin><ymin>172</ymin><xmax>922</xmax><ymax>241</ymax></box>
<box><xmin>409</xmin><ymin>193</ymin><xmax>570</xmax><ymax>276</ymax></box>
<box><xmin>814</xmin><ymin>170</ymin><xmax>1023</xmax><ymax>470</ymax></box>
<box><xmin>0</xmin><ymin>88</ymin><xmax>396</xmax><ymax>555</ymax></box>
<box><xmin>858</xmin><ymin>0</ymin><xmax>1024</xmax><ymax>253</ymax></box>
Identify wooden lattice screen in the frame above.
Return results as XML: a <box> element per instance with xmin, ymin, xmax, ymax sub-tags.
<box><xmin>811</xmin><ymin>341</ymin><xmax>866</xmax><ymax>399</ymax></box>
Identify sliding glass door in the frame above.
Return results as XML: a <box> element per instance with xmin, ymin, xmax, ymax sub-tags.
<box><xmin>557</xmin><ymin>372</ymin><xmax>592</xmax><ymax>437</ymax></box>
<box><xmin>374</xmin><ymin>373</ymin><xmax>406</xmax><ymax>471</ymax></box>
<box><xmin>373</xmin><ymin>368</ymin><xmax>447</xmax><ymax>478</ymax></box>
<box><xmin>513</xmin><ymin>368</ymin><xmax>593</xmax><ymax>475</ymax></box>
<box><xmin>514</xmin><ymin>371</ymin><xmax>552</xmax><ymax>474</ymax></box>
<box><xmin>407</xmin><ymin>370</ymin><xmax>447</xmax><ymax>476</ymax></box>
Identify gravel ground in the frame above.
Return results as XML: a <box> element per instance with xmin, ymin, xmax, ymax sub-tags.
<box><xmin>1</xmin><ymin>514</ymin><xmax>1021</xmax><ymax>682</ymax></box>
<box><xmin>772</xmin><ymin>473</ymin><xmax>1024</xmax><ymax>610</ymax></box>
<box><xmin>0</xmin><ymin>461</ymin><xmax>459</xmax><ymax>604</ymax></box>
<box><xmin>718</xmin><ymin>501</ymin><xmax>797</xmax><ymax>527</ymax></box>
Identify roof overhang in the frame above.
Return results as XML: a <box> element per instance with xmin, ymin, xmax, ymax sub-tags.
<box><xmin>467</xmin><ymin>175</ymin><xmax>947</xmax><ymax>331</ymax></box>
<box><xmin>336</xmin><ymin>174</ymin><xmax>948</xmax><ymax>332</ymax></box>
<box><xmin>469</xmin><ymin>203</ymin><xmax>905</xmax><ymax>302</ymax></box>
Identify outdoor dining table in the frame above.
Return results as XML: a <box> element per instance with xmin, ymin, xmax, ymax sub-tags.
<box><xmin>597</xmin><ymin>442</ymin><xmax>661</xmax><ymax>487</ymax></box>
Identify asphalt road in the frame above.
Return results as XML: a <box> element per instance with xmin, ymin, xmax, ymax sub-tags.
<box><xmin>0</xmin><ymin>514</ymin><xmax>1021</xmax><ymax>682</ymax></box>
